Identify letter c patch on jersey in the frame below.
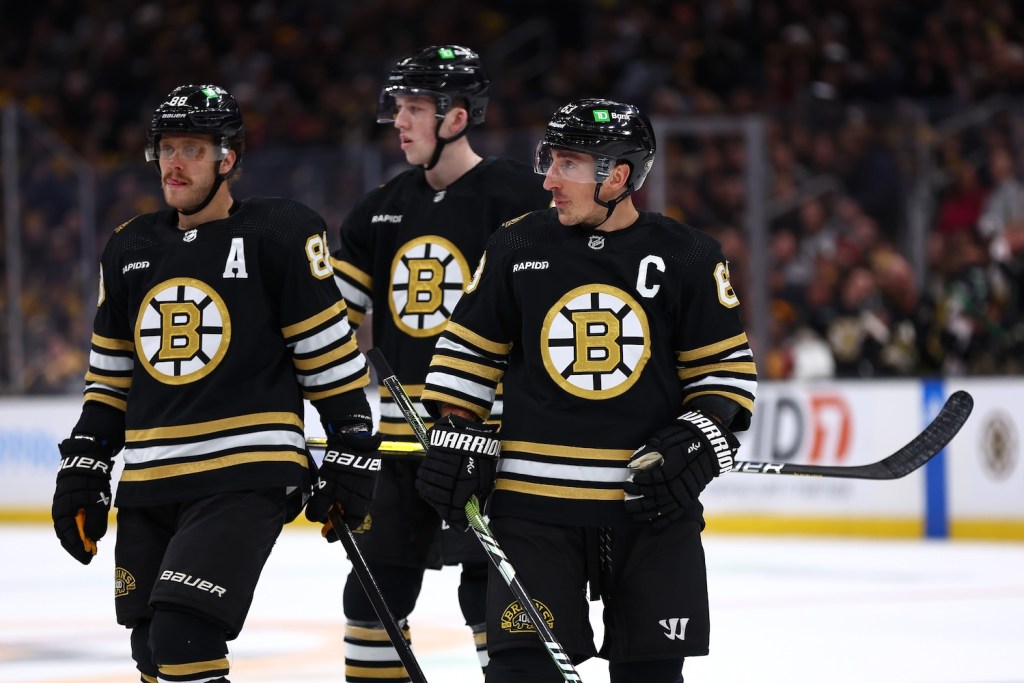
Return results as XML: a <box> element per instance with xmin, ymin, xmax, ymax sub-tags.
<box><xmin>389</xmin><ymin>235</ymin><xmax>471</xmax><ymax>338</ymax></box>
<box><xmin>540</xmin><ymin>284</ymin><xmax>651</xmax><ymax>399</ymax></box>
<box><xmin>134</xmin><ymin>277</ymin><xmax>232</xmax><ymax>385</ymax></box>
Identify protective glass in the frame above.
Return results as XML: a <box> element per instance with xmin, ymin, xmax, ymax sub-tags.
<box><xmin>145</xmin><ymin>138</ymin><xmax>229</xmax><ymax>163</ymax></box>
<box><xmin>534</xmin><ymin>141</ymin><xmax>610</xmax><ymax>184</ymax></box>
<box><xmin>377</xmin><ymin>86</ymin><xmax>451</xmax><ymax>123</ymax></box>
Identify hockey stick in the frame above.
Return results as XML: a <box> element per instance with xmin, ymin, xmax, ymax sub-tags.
<box><xmin>311</xmin><ymin>390</ymin><xmax>974</xmax><ymax>481</ymax></box>
<box><xmin>306</xmin><ymin>437</ymin><xmax>423</xmax><ymax>456</ymax></box>
<box><xmin>727</xmin><ymin>390</ymin><xmax>973</xmax><ymax>479</ymax></box>
<box><xmin>365</xmin><ymin>348</ymin><xmax>583</xmax><ymax>683</ymax></box>
<box><xmin>324</xmin><ymin>504</ymin><xmax>429</xmax><ymax>683</ymax></box>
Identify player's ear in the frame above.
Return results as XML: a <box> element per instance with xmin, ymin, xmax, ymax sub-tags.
<box><xmin>445</xmin><ymin>106</ymin><xmax>470</xmax><ymax>136</ymax></box>
<box><xmin>220</xmin><ymin>149</ymin><xmax>237</xmax><ymax>175</ymax></box>
<box><xmin>608</xmin><ymin>161</ymin><xmax>632</xmax><ymax>191</ymax></box>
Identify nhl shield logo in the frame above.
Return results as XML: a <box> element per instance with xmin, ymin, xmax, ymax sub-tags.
<box><xmin>587</xmin><ymin>234</ymin><xmax>605</xmax><ymax>250</ymax></box>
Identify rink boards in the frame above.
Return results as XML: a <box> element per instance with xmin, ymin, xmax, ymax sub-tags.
<box><xmin>1</xmin><ymin>378</ymin><xmax>1021</xmax><ymax>540</ymax></box>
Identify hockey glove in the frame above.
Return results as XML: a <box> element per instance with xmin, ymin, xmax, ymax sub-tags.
<box><xmin>305</xmin><ymin>420</ymin><xmax>383</xmax><ymax>538</ymax></box>
<box><xmin>52</xmin><ymin>434</ymin><xmax>115</xmax><ymax>564</ymax></box>
<box><xmin>415</xmin><ymin>414</ymin><xmax>500</xmax><ymax>532</ymax></box>
<box><xmin>624</xmin><ymin>410</ymin><xmax>738</xmax><ymax>529</ymax></box>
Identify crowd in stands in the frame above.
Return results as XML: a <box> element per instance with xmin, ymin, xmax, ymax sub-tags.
<box><xmin>2</xmin><ymin>0</ymin><xmax>1024</xmax><ymax>393</ymax></box>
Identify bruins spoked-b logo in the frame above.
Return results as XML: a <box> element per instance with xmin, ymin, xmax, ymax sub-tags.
<box><xmin>541</xmin><ymin>284</ymin><xmax>651</xmax><ymax>399</ymax></box>
<box><xmin>135</xmin><ymin>277</ymin><xmax>231</xmax><ymax>385</ymax></box>
<box><xmin>390</xmin><ymin>235</ymin><xmax>470</xmax><ymax>337</ymax></box>
<box><xmin>501</xmin><ymin>599</ymin><xmax>555</xmax><ymax>634</ymax></box>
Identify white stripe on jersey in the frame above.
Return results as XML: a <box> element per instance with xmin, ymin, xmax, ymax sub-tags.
<box><xmin>88</xmin><ymin>350</ymin><xmax>133</xmax><ymax>372</ymax></box>
<box><xmin>333</xmin><ymin>274</ymin><xmax>372</xmax><ymax>314</ymax></box>
<box><xmin>296</xmin><ymin>355</ymin><xmax>366</xmax><ymax>389</ymax></box>
<box><xmin>498</xmin><ymin>457</ymin><xmax>629</xmax><ymax>483</ymax></box>
<box><xmin>288</xmin><ymin>319</ymin><xmax>352</xmax><ymax>356</ymax></box>
<box><xmin>125</xmin><ymin>428</ymin><xmax>306</xmax><ymax>464</ymax></box>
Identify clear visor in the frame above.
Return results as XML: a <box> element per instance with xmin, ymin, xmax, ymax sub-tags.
<box><xmin>377</xmin><ymin>86</ymin><xmax>451</xmax><ymax>123</ymax></box>
<box><xmin>534</xmin><ymin>141</ymin><xmax>613</xmax><ymax>184</ymax></box>
<box><xmin>145</xmin><ymin>136</ymin><xmax>229</xmax><ymax>163</ymax></box>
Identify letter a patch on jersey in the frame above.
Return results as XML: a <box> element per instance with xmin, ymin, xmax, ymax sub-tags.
<box><xmin>223</xmin><ymin>237</ymin><xmax>248</xmax><ymax>278</ymax></box>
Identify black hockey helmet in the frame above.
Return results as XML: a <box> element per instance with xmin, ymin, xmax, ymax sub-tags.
<box><xmin>377</xmin><ymin>45</ymin><xmax>490</xmax><ymax>125</ymax></box>
<box><xmin>536</xmin><ymin>98</ymin><xmax>656</xmax><ymax>191</ymax></box>
<box><xmin>145</xmin><ymin>84</ymin><xmax>245</xmax><ymax>165</ymax></box>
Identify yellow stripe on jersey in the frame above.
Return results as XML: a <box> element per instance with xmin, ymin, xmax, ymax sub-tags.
<box><xmin>345</xmin><ymin>666</ymin><xmax>410</xmax><ymax>679</ymax></box>
<box><xmin>347</xmin><ymin>308</ymin><xmax>366</xmax><ymax>327</ymax></box>
<box><xmin>677</xmin><ymin>361</ymin><xmax>758</xmax><ymax>380</ymax></box>
<box><xmin>119</xmin><ymin>450</ymin><xmax>308</xmax><ymax>481</ymax></box>
<box><xmin>431</xmin><ymin>354</ymin><xmax>506</xmax><ymax>383</ymax></box>
<box><xmin>501</xmin><ymin>440</ymin><xmax>634</xmax><ymax>461</ymax></box>
<box><xmin>303</xmin><ymin>374</ymin><xmax>371</xmax><ymax>401</ymax></box>
<box><xmin>158</xmin><ymin>658</ymin><xmax>230</xmax><ymax>676</ymax></box>
<box><xmin>84</xmin><ymin>393</ymin><xmax>127</xmax><ymax>411</ymax></box>
<box><xmin>443</xmin><ymin>322</ymin><xmax>512</xmax><ymax>356</ymax></box>
<box><xmin>380</xmin><ymin>383</ymin><xmax>425</xmax><ymax>398</ymax></box>
<box><xmin>126</xmin><ymin>411</ymin><xmax>304</xmax><ymax>442</ymax></box>
<box><xmin>292</xmin><ymin>336</ymin><xmax>360</xmax><ymax>371</ymax></box>
<box><xmin>281</xmin><ymin>300</ymin><xmax>348</xmax><ymax>338</ymax></box>
<box><xmin>84</xmin><ymin>371</ymin><xmax>132</xmax><ymax>388</ymax></box>
<box><xmin>91</xmin><ymin>333</ymin><xmax>134</xmax><ymax>351</ymax></box>
<box><xmin>419</xmin><ymin>390</ymin><xmax>491</xmax><ymax>421</ymax></box>
<box><xmin>495</xmin><ymin>479</ymin><xmax>625</xmax><ymax>501</ymax></box>
<box><xmin>332</xmin><ymin>256</ymin><xmax>373</xmax><ymax>290</ymax></box>
<box><xmin>676</xmin><ymin>332</ymin><xmax>750</xmax><ymax>362</ymax></box>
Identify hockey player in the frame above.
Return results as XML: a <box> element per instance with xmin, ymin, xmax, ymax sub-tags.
<box><xmin>418</xmin><ymin>99</ymin><xmax>758</xmax><ymax>682</ymax></box>
<box><xmin>329</xmin><ymin>45</ymin><xmax>550</xmax><ymax>680</ymax></box>
<box><xmin>51</xmin><ymin>84</ymin><xmax>380</xmax><ymax>683</ymax></box>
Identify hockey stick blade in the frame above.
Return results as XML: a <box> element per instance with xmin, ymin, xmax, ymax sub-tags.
<box><xmin>324</xmin><ymin>505</ymin><xmax>429</xmax><ymax>683</ymax></box>
<box><xmin>730</xmin><ymin>390</ymin><xmax>974</xmax><ymax>479</ymax></box>
<box><xmin>365</xmin><ymin>347</ymin><xmax>583</xmax><ymax>683</ymax></box>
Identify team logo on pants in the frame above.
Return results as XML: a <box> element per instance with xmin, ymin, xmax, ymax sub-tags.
<box><xmin>114</xmin><ymin>567</ymin><xmax>137</xmax><ymax>598</ymax></box>
<box><xmin>135</xmin><ymin>277</ymin><xmax>231</xmax><ymax>385</ymax></box>
<box><xmin>500</xmin><ymin>599</ymin><xmax>555</xmax><ymax>633</ymax></box>
<box><xmin>389</xmin><ymin>236</ymin><xmax>471</xmax><ymax>337</ymax></box>
<box><xmin>541</xmin><ymin>284</ymin><xmax>651</xmax><ymax>399</ymax></box>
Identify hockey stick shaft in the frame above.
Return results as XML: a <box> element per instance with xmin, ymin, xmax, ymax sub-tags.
<box><xmin>365</xmin><ymin>348</ymin><xmax>582</xmax><ymax>682</ymax></box>
<box><xmin>310</xmin><ymin>388</ymin><xmax>972</xmax><ymax>481</ymax></box>
<box><xmin>325</xmin><ymin>504</ymin><xmax>429</xmax><ymax>683</ymax></box>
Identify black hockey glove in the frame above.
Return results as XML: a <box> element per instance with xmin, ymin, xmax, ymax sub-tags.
<box><xmin>52</xmin><ymin>434</ymin><xmax>115</xmax><ymax>565</ymax></box>
<box><xmin>305</xmin><ymin>420</ymin><xmax>383</xmax><ymax>539</ymax></box>
<box><xmin>415</xmin><ymin>414</ymin><xmax>500</xmax><ymax>532</ymax></box>
<box><xmin>624</xmin><ymin>409</ymin><xmax>738</xmax><ymax>529</ymax></box>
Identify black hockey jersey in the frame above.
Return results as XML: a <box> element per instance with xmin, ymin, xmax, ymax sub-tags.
<box><xmin>331</xmin><ymin>156</ymin><xmax>550</xmax><ymax>440</ymax></box>
<box><xmin>79</xmin><ymin>198</ymin><xmax>371</xmax><ymax>507</ymax></box>
<box><xmin>422</xmin><ymin>210</ymin><xmax>757</xmax><ymax>527</ymax></box>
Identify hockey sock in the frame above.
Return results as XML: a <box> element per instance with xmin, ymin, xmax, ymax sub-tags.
<box><xmin>344</xmin><ymin>619</ymin><xmax>412</xmax><ymax>683</ymax></box>
<box><xmin>130</xmin><ymin>621</ymin><xmax>158</xmax><ymax>682</ymax></box>
<box><xmin>148</xmin><ymin>609</ymin><xmax>230</xmax><ymax>682</ymax></box>
<box><xmin>487</xmin><ymin>647</ymin><xmax>566</xmax><ymax>683</ymax></box>
<box><xmin>470</xmin><ymin>622</ymin><xmax>488</xmax><ymax>672</ymax></box>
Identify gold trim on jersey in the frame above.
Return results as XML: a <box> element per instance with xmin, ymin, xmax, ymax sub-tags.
<box><xmin>444</xmin><ymin>322</ymin><xmax>512</xmax><ymax>355</ymax></box>
<box><xmin>346</xmin><ymin>623</ymin><xmax>411</xmax><ymax>641</ymax></box>
<box><xmin>303</xmin><ymin>373</ymin><xmax>371</xmax><ymax>401</ymax></box>
<box><xmin>347</xmin><ymin>308</ymin><xmax>366</xmax><ymax>327</ymax></box>
<box><xmin>126</xmin><ymin>412</ymin><xmax>304</xmax><ymax>442</ymax></box>
<box><xmin>676</xmin><ymin>333</ymin><xmax>749</xmax><ymax>362</ymax></box>
<box><xmin>84</xmin><ymin>371</ymin><xmax>132</xmax><ymax>388</ymax></box>
<box><xmin>292</xmin><ymin>336</ymin><xmax>360</xmax><ymax>371</ymax></box>
<box><xmin>281</xmin><ymin>300</ymin><xmax>348</xmax><ymax>338</ymax></box>
<box><xmin>684</xmin><ymin>389</ymin><xmax>755</xmax><ymax>414</ymax></box>
<box><xmin>91</xmin><ymin>333</ymin><xmax>134</xmax><ymax>351</ymax></box>
<box><xmin>677</xmin><ymin>361</ymin><xmax>757</xmax><ymax>381</ymax></box>
<box><xmin>119</xmin><ymin>450</ymin><xmax>308</xmax><ymax>481</ymax></box>
<box><xmin>332</xmin><ymin>256</ymin><xmax>373</xmax><ymax>290</ymax></box>
<box><xmin>345</xmin><ymin>666</ymin><xmax>410</xmax><ymax>679</ymax></box>
<box><xmin>420</xmin><ymin>390</ymin><xmax>491</xmax><ymax>421</ymax></box>
<box><xmin>380</xmin><ymin>383</ymin><xmax>424</xmax><ymax>397</ymax></box>
<box><xmin>85</xmin><ymin>393</ymin><xmax>127</xmax><ymax>411</ymax></box>
<box><xmin>495</xmin><ymin>479</ymin><xmax>624</xmax><ymax>501</ymax></box>
<box><xmin>431</xmin><ymin>355</ymin><xmax>505</xmax><ymax>383</ymax></box>
<box><xmin>501</xmin><ymin>440</ymin><xmax>634</xmax><ymax>461</ymax></box>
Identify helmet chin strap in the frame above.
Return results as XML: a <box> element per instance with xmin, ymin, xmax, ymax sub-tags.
<box><xmin>178</xmin><ymin>170</ymin><xmax>225</xmax><ymax>216</ymax></box>
<box><xmin>578</xmin><ymin>183</ymin><xmax>633</xmax><ymax>230</ymax></box>
<box><xmin>423</xmin><ymin>118</ymin><xmax>469</xmax><ymax>170</ymax></box>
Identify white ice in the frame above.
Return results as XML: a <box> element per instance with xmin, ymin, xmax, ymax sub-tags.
<box><xmin>2</xmin><ymin>524</ymin><xmax>1023</xmax><ymax>683</ymax></box>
